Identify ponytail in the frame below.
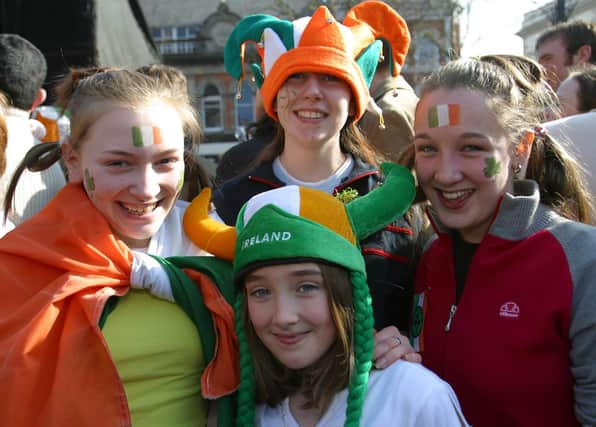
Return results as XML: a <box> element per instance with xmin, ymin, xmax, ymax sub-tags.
<box><xmin>526</xmin><ymin>129</ymin><xmax>595</xmax><ymax>224</ymax></box>
<box><xmin>3</xmin><ymin>142</ymin><xmax>62</xmax><ymax>223</ymax></box>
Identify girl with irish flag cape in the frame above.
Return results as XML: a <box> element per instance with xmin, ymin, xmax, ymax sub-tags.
<box><xmin>0</xmin><ymin>68</ymin><xmax>238</xmax><ymax>427</ymax></box>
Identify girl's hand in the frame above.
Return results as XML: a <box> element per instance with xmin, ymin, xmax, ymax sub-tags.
<box><xmin>373</xmin><ymin>326</ymin><xmax>422</xmax><ymax>369</ymax></box>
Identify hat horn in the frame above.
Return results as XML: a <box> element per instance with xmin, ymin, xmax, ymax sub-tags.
<box><xmin>224</xmin><ymin>14</ymin><xmax>294</xmax><ymax>87</ymax></box>
<box><xmin>183</xmin><ymin>189</ymin><xmax>237</xmax><ymax>261</ymax></box>
<box><xmin>346</xmin><ymin>163</ymin><xmax>415</xmax><ymax>241</ymax></box>
<box><xmin>344</xmin><ymin>1</ymin><xmax>411</xmax><ymax>76</ymax></box>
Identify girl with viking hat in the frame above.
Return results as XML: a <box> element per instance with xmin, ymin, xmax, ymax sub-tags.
<box><xmin>213</xmin><ymin>1</ymin><xmax>422</xmax><ymax>350</ymax></box>
<box><xmin>183</xmin><ymin>163</ymin><xmax>469</xmax><ymax>426</ymax></box>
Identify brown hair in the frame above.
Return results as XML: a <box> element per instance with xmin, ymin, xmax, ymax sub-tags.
<box><xmin>256</xmin><ymin>120</ymin><xmax>384</xmax><ymax>168</ymax></box>
<box><xmin>479</xmin><ymin>54</ymin><xmax>560</xmax><ymax>121</ymax></box>
<box><xmin>0</xmin><ymin>92</ymin><xmax>8</xmax><ymax>177</ymax></box>
<box><xmin>241</xmin><ymin>262</ymin><xmax>354</xmax><ymax>413</ymax></box>
<box><xmin>3</xmin><ymin>67</ymin><xmax>201</xmax><ymax>220</ymax></box>
<box><xmin>536</xmin><ymin>20</ymin><xmax>596</xmax><ymax>64</ymax></box>
<box><xmin>404</xmin><ymin>58</ymin><xmax>594</xmax><ymax>224</ymax></box>
<box><xmin>565</xmin><ymin>65</ymin><xmax>596</xmax><ymax>113</ymax></box>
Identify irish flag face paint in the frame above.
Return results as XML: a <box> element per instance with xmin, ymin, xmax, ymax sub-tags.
<box><xmin>132</xmin><ymin>126</ymin><xmax>162</xmax><ymax>147</ymax></box>
<box><xmin>428</xmin><ymin>104</ymin><xmax>460</xmax><ymax>128</ymax></box>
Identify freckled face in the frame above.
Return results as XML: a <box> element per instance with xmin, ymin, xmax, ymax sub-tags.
<box><xmin>68</xmin><ymin>102</ymin><xmax>185</xmax><ymax>248</ymax></box>
<box><xmin>245</xmin><ymin>262</ymin><xmax>337</xmax><ymax>370</ymax></box>
<box><xmin>414</xmin><ymin>88</ymin><xmax>515</xmax><ymax>243</ymax></box>
<box><xmin>275</xmin><ymin>72</ymin><xmax>353</xmax><ymax>151</ymax></box>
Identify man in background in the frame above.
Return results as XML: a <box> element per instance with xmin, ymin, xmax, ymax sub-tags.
<box><xmin>535</xmin><ymin>20</ymin><xmax>595</xmax><ymax>90</ymax></box>
<box><xmin>358</xmin><ymin>43</ymin><xmax>418</xmax><ymax>161</ymax></box>
<box><xmin>0</xmin><ymin>34</ymin><xmax>66</xmax><ymax>225</ymax></box>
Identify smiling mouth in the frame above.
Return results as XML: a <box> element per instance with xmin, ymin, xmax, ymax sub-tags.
<box><xmin>296</xmin><ymin>110</ymin><xmax>325</xmax><ymax>119</ymax></box>
<box><xmin>119</xmin><ymin>202</ymin><xmax>159</xmax><ymax>216</ymax></box>
<box><xmin>440</xmin><ymin>190</ymin><xmax>472</xmax><ymax>200</ymax></box>
<box><xmin>275</xmin><ymin>332</ymin><xmax>308</xmax><ymax>345</ymax></box>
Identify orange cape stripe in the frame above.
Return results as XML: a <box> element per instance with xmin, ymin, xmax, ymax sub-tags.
<box><xmin>0</xmin><ymin>184</ymin><xmax>238</xmax><ymax>426</ymax></box>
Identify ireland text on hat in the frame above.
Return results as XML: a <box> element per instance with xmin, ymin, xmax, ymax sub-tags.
<box><xmin>241</xmin><ymin>231</ymin><xmax>292</xmax><ymax>249</ymax></box>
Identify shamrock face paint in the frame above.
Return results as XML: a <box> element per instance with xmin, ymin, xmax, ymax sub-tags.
<box><xmin>427</xmin><ymin>104</ymin><xmax>459</xmax><ymax>128</ymax></box>
<box><xmin>414</xmin><ymin>88</ymin><xmax>515</xmax><ymax>243</ymax></box>
<box><xmin>84</xmin><ymin>169</ymin><xmax>96</xmax><ymax>192</ymax></box>
<box><xmin>132</xmin><ymin>126</ymin><xmax>162</xmax><ymax>147</ymax></box>
<box><xmin>483</xmin><ymin>157</ymin><xmax>502</xmax><ymax>178</ymax></box>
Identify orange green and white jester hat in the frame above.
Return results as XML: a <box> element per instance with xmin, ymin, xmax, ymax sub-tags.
<box><xmin>224</xmin><ymin>1</ymin><xmax>411</xmax><ymax>122</ymax></box>
<box><xmin>183</xmin><ymin>162</ymin><xmax>415</xmax><ymax>427</ymax></box>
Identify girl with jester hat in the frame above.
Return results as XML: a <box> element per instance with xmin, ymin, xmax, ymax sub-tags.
<box><xmin>212</xmin><ymin>0</ymin><xmax>424</xmax><ymax>353</ymax></box>
<box><xmin>404</xmin><ymin>58</ymin><xmax>596</xmax><ymax>426</ymax></box>
<box><xmin>0</xmin><ymin>68</ymin><xmax>239</xmax><ymax>427</ymax></box>
<box><xmin>183</xmin><ymin>162</ymin><xmax>469</xmax><ymax>427</ymax></box>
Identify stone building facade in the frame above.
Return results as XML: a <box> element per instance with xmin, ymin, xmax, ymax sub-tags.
<box><xmin>138</xmin><ymin>0</ymin><xmax>460</xmax><ymax>154</ymax></box>
<box><xmin>518</xmin><ymin>0</ymin><xmax>596</xmax><ymax>59</ymax></box>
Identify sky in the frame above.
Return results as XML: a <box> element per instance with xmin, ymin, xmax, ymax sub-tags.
<box><xmin>460</xmin><ymin>0</ymin><xmax>552</xmax><ymax>57</ymax></box>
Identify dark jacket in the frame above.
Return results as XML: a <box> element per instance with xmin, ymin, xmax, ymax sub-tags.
<box><xmin>213</xmin><ymin>158</ymin><xmax>418</xmax><ymax>333</ymax></box>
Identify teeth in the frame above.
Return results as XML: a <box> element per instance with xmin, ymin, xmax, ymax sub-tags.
<box><xmin>297</xmin><ymin>111</ymin><xmax>324</xmax><ymax>119</ymax></box>
<box><xmin>121</xmin><ymin>203</ymin><xmax>156</xmax><ymax>215</ymax></box>
<box><xmin>442</xmin><ymin>190</ymin><xmax>468</xmax><ymax>200</ymax></box>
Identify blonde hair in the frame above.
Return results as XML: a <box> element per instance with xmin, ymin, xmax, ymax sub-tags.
<box><xmin>0</xmin><ymin>92</ymin><xmax>8</xmax><ymax>177</ymax></box>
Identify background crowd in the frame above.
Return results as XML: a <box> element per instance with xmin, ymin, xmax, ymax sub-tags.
<box><xmin>0</xmin><ymin>2</ymin><xmax>595</xmax><ymax>426</ymax></box>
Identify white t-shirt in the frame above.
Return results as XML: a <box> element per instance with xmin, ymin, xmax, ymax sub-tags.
<box><xmin>146</xmin><ymin>199</ymin><xmax>210</xmax><ymax>257</ymax></box>
<box><xmin>255</xmin><ymin>360</ymin><xmax>470</xmax><ymax>427</ymax></box>
<box><xmin>272</xmin><ymin>155</ymin><xmax>354</xmax><ymax>195</ymax></box>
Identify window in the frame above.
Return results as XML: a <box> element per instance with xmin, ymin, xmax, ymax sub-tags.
<box><xmin>152</xmin><ymin>25</ymin><xmax>200</xmax><ymax>55</ymax></box>
<box><xmin>201</xmin><ymin>84</ymin><xmax>223</xmax><ymax>133</ymax></box>
<box><xmin>234</xmin><ymin>82</ymin><xmax>255</xmax><ymax>139</ymax></box>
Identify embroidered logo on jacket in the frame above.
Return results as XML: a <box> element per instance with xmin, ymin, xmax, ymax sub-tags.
<box><xmin>499</xmin><ymin>301</ymin><xmax>520</xmax><ymax>318</ymax></box>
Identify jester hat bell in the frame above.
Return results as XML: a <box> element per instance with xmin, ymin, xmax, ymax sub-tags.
<box><xmin>224</xmin><ymin>1</ymin><xmax>411</xmax><ymax>121</ymax></box>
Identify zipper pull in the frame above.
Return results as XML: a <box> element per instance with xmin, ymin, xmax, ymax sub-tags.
<box><xmin>445</xmin><ymin>304</ymin><xmax>457</xmax><ymax>332</ymax></box>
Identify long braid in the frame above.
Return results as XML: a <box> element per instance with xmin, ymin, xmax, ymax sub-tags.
<box><xmin>234</xmin><ymin>293</ymin><xmax>256</xmax><ymax>427</ymax></box>
<box><xmin>344</xmin><ymin>271</ymin><xmax>374</xmax><ymax>426</ymax></box>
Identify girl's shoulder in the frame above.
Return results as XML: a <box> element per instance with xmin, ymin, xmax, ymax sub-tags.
<box><xmin>362</xmin><ymin>361</ymin><xmax>469</xmax><ymax>426</ymax></box>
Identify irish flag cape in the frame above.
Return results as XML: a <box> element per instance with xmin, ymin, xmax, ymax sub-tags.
<box><xmin>0</xmin><ymin>184</ymin><xmax>238</xmax><ymax>427</ymax></box>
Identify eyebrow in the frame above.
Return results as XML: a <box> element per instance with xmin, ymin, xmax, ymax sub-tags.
<box><xmin>414</xmin><ymin>132</ymin><xmax>489</xmax><ymax>141</ymax></box>
<box><xmin>101</xmin><ymin>148</ymin><xmax>180</xmax><ymax>157</ymax></box>
<box><xmin>245</xmin><ymin>268</ymin><xmax>322</xmax><ymax>283</ymax></box>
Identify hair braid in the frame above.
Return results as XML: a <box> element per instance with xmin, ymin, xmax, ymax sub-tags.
<box><xmin>234</xmin><ymin>292</ymin><xmax>256</xmax><ymax>427</ymax></box>
<box><xmin>344</xmin><ymin>271</ymin><xmax>374</xmax><ymax>427</ymax></box>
